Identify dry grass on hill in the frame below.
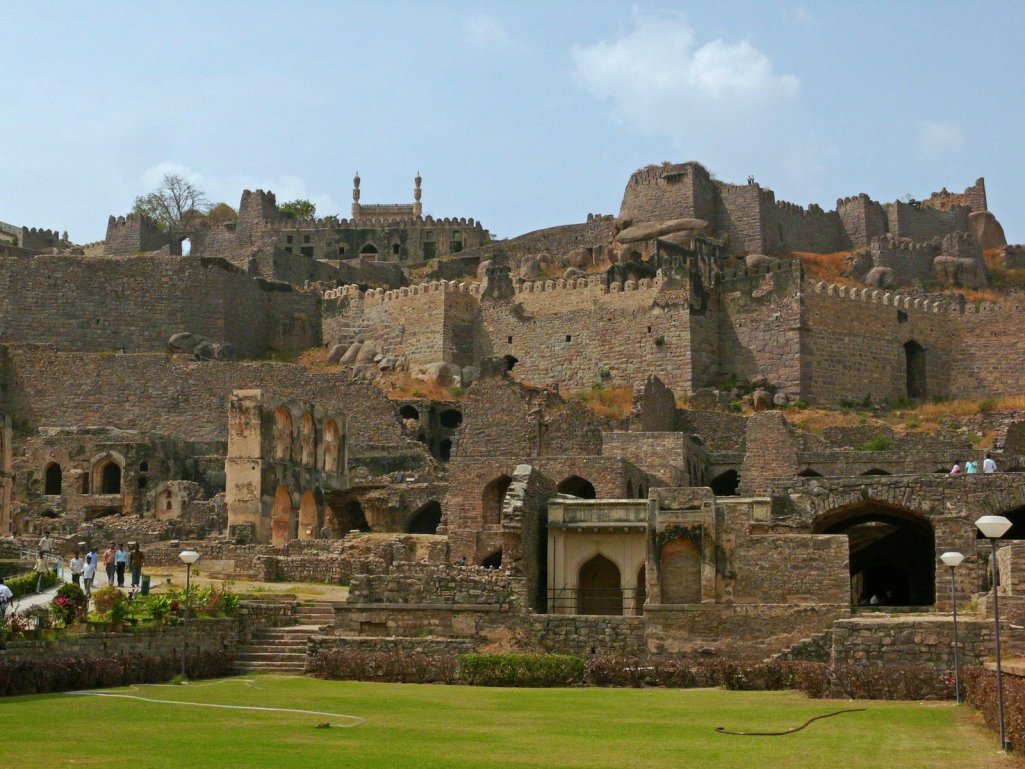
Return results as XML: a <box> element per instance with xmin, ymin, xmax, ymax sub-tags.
<box><xmin>382</xmin><ymin>372</ymin><xmax>462</xmax><ymax>402</ymax></box>
<box><xmin>567</xmin><ymin>385</ymin><xmax>633</xmax><ymax>419</ymax></box>
<box><xmin>789</xmin><ymin>251</ymin><xmax>857</xmax><ymax>284</ymax></box>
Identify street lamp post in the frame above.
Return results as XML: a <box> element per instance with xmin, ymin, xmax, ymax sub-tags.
<box><xmin>940</xmin><ymin>551</ymin><xmax>965</xmax><ymax>703</ymax></box>
<box><xmin>178</xmin><ymin>549</ymin><xmax>200</xmax><ymax>680</ymax></box>
<box><xmin>975</xmin><ymin>515</ymin><xmax>1012</xmax><ymax>751</ymax></box>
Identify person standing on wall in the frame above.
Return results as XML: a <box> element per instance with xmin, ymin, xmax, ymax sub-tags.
<box><xmin>129</xmin><ymin>543</ymin><xmax>144</xmax><ymax>588</ymax></box>
<box><xmin>114</xmin><ymin>543</ymin><xmax>127</xmax><ymax>588</ymax></box>
<box><xmin>984</xmin><ymin>453</ymin><xmax>998</xmax><ymax>473</ymax></box>
<box><xmin>102</xmin><ymin>542</ymin><xmax>116</xmax><ymax>586</ymax></box>
<box><xmin>69</xmin><ymin>551</ymin><xmax>84</xmax><ymax>587</ymax></box>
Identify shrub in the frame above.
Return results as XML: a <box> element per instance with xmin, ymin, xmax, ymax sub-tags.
<box><xmin>91</xmin><ymin>586</ymin><xmax>127</xmax><ymax>617</ymax></box>
<box><xmin>0</xmin><ymin>650</ymin><xmax>235</xmax><ymax>697</ymax></box>
<box><xmin>457</xmin><ymin>653</ymin><xmax>584</xmax><ymax>687</ymax></box>
<box><xmin>308</xmin><ymin>649</ymin><xmax>458</xmax><ymax>684</ymax></box>
<box><xmin>5</xmin><ymin>571</ymin><xmax>59</xmax><ymax>599</ymax></box>
<box><xmin>728</xmin><ymin>400</ymin><xmax>743</xmax><ymax>413</ymax></box>
<box><xmin>855</xmin><ymin>434</ymin><xmax>892</xmax><ymax>452</ymax></box>
<box><xmin>50</xmin><ymin>584</ymin><xmax>88</xmax><ymax>627</ymax></box>
<box><xmin>964</xmin><ymin>666</ymin><xmax>1025</xmax><ymax>753</ymax></box>
<box><xmin>598</xmin><ymin>366</ymin><xmax>612</xmax><ymax>380</ymax></box>
<box><xmin>654</xmin><ymin>335</ymin><xmax>665</xmax><ymax>347</ymax></box>
<box><xmin>977</xmin><ymin>398</ymin><xmax>997</xmax><ymax>415</ymax></box>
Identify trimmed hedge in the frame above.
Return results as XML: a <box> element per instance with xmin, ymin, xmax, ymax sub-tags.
<box><xmin>964</xmin><ymin>667</ymin><xmax>1025</xmax><ymax>754</ymax></box>
<box><xmin>308</xmin><ymin>649</ymin><xmax>458</xmax><ymax>684</ymax></box>
<box><xmin>0</xmin><ymin>651</ymin><xmax>235</xmax><ymax>697</ymax></box>
<box><xmin>5</xmin><ymin>571</ymin><xmax>59</xmax><ymax>599</ymax></box>
<box><xmin>458</xmin><ymin>654</ymin><xmax>585</xmax><ymax>687</ymax></box>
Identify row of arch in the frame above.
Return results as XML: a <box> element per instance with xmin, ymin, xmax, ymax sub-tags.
<box><xmin>44</xmin><ymin>456</ymin><xmax>124</xmax><ymax>497</ymax></box>
<box><xmin>273</xmin><ymin>408</ymin><xmax>343</xmax><ymax>473</ymax></box>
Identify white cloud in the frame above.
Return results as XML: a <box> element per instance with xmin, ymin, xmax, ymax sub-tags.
<box><xmin>140</xmin><ymin>163</ymin><xmax>340</xmax><ymax>218</ymax></box>
<box><xmin>465</xmin><ymin>13</ymin><xmax>513</xmax><ymax>52</ymax></box>
<box><xmin>920</xmin><ymin>121</ymin><xmax>964</xmax><ymax>155</ymax></box>
<box><xmin>571</xmin><ymin>13</ymin><xmax>799</xmax><ymax>135</ymax></box>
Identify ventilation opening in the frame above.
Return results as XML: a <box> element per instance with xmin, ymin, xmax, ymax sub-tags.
<box><xmin>439</xmin><ymin>409</ymin><xmax>462</xmax><ymax>429</ymax></box>
<box><xmin>710</xmin><ymin>470</ymin><xmax>739</xmax><ymax>496</ymax></box>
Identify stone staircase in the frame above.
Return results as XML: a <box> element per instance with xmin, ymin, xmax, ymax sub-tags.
<box><xmin>234</xmin><ymin>601</ymin><xmax>336</xmax><ymax>675</ymax></box>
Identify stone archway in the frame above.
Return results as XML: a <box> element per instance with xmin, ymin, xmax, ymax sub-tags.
<box><xmin>270</xmin><ymin>486</ymin><xmax>293</xmax><ymax>547</ymax></box>
<box><xmin>813</xmin><ymin>501</ymin><xmax>935</xmax><ymax>606</ymax></box>
<box><xmin>710</xmin><ymin>470</ymin><xmax>739</xmax><ymax>496</ymax></box>
<box><xmin>407</xmin><ymin>501</ymin><xmax>442</xmax><ymax>534</ymax></box>
<box><xmin>44</xmin><ymin>463</ymin><xmax>62</xmax><ymax>495</ymax></box>
<box><xmin>557</xmin><ymin>475</ymin><xmax>596</xmax><ymax>499</ymax></box>
<box><xmin>482</xmin><ymin>475</ymin><xmax>512</xmax><ymax>527</ymax></box>
<box><xmin>298</xmin><ymin>490</ymin><xmax>319</xmax><ymax>540</ymax></box>
<box><xmin>577</xmin><ymin>553</ymin><xmax>623</xmax><ymax>616</ymax></box>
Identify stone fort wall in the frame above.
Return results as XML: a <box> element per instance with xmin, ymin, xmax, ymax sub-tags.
<box><xmin>0</xmin><ymin>253</ymin><xmax>319</xmax><ymax>357</ymax></box>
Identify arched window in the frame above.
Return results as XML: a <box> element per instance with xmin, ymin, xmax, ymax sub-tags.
<box><xmin>407</xmin><ymin>501</ymin><xmax>442</xmax><ymax>534</ymax></box>
<box><xmin>298</xmin><ymin>490</ymin><xmax>319</xmax><ymax>540</ymax></box>
<box><xmin>271</xmin><ymin>486</ymin><xmax>293</xmax><ymax>547</ymax></box>
<box><xmin>92</xmin><ymin>456</ymin><xmax>122</xmax><ymax>495</ymax></box>
<box><xmin>482</xmin><ymin>549</ymin><xmax>503</xmax><ymax>568</ymax></box>
<box><xmin>439</xmin><ymin>409</ymin><xmax>463</xmax><ymax>428</ymax></box>
<box><xmin>155</xmin><ymin>488</ymin><xmax>178</xmax><ymax>520</ymax></box>
<box><xmin>44</xmin><ymin>463</ymin><xmax>62</xmax><ymax>495</ymax></box>
<box><xmin>577</xmin><ymin>554</ymin><xmax>623</xmax><ymax>615</ymax></box>
<box><xmin>482</xmin><ymin>475</ymin><xmax>512</xmax><ymax>527</ymax></box>
<box><xmin>300</xmin><ymin>413</ymin><xmax>316</xmax><ymax>466</ymax></box>
<box><xmin>360</xmin><ymin>243</ymin><xmax>379</xmax><ymax>257</ymax></box>
<box><xmin>323</xmin><ymin>420</ymin><xmax>340</xmax><ymax>473</ymax></box>
<box><xmin>710</xmin><ymin>470</ymin><xmax>739</xmax><ymax>496</ymax></box>
<box><xmin>904</xmin><ymin>340</ymin><xmax>927</xmax><ymax>399</ymax></box>
<box><xmin>399</xmin><ymin>404</ymin><xmax>419</xmax><ymax>421</ymax></box>
<box><xmin>274</xmin><ymin>408</ymin><xmax>293</xmax><ymax>461</ymax></box>
<box><xmin>557</xmin><ymin>476</ymin><xmax>596</xmax><ymax>499</ymax></box>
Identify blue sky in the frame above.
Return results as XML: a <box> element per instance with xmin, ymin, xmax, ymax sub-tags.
<box><xmin>2</xmin><ymin>1</ymin><xmax>1024</xmax><ymax>243</ymax></box>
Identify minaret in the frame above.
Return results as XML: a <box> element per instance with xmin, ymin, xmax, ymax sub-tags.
<box><xmin>351</xmin><ymin>172</ymin><xmax>361</xmax><ymax>219</ymax></box>
<box><xmin>413</xmin><ymin>172</ymin><xmax>422</xmax><ymax>218</ymax></box>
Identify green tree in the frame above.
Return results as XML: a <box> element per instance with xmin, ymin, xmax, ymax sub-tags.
<box><xmin>204</xmin><ymin>202</ymin><xmax>238</xmax><ymax>227</ymax></box>
<box><xmin>132</xmin><ymin>174</ymin><xmax>209</xmax><ymax>231</ymax></box>
<box><xmin>279</xmin><ymin>198</ymin><xmax>316</xmax><ymax>219</ymax></box>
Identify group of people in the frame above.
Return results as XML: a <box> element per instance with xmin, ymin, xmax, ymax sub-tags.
<box><xmin>950</xmin><ymin>453</ymin><xmax>998</xmax><ymax>475</ymax></box>
<box><xmin>34</xmin><ymin>534</ymin><xmax>145</xmax><ymax>599</ymax></box>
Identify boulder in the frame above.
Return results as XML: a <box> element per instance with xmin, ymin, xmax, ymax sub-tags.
<box><xmin>355</xmin><ymin>343</ymin><xmax>379</xmax><ymax>364</ymax></box>
<box><xmin>167</xmin><ymin>332</ymin><xmax>199</xmax><ymax>353</ymax></box>
<box><xmin>932</xmin><ymin>255</ymin><xmax>986</xmax><ymax>289</ymax></box>
<box><xmin>338</xmin><ymin>341</ymin><xmax>362</xmax><ymax>365</ymax></box>
<box><xmin>752</xmin><ymin>388</ymin><xmax>774</xmax><ymax>411</ymax></box>
<box><xmin>327</xmin><ymin>343</ymin><xmax>347</xmax><ymax>365</ymax></box>
<box><xmin>745</xmin><ymin>253</ymin><xmax>777</xmax><ymax>270</ymax></box>
<box><xmin>564</xmin><ymin>267</ymin><xmax>586</xmax><ymax>279</ymax></box>
<box><xmin>969</xmin><ymin>210</ymin><xmax>1007</xmax><ymax>251</ymax></box>
<box><xmin>773</xmin><ymin>392</ymin><xmax>790</xmax><ymax>407</ymax></box>
<box><xmin>520</xmin><ymin>255</ymin><xmax>542</xmax><ymax>280</ymax></box>
<box><xmin>616</xmin><ymin>218</ymin><xmax>709</xmax><ymax>244</ymax></box>
<box><xmin>864</xmin><ymin>266</ymin><xmax>895</xmax><ymax>289</ymax></box>
<box><xmin>414</xmin><ymin>362</ymin><xmax>458</xmax><ymax>387</ymax></box>
<box><xmin>567</xmin><ymin>247</ymin><xmax>591</xmax><ymax>268</ymax></box>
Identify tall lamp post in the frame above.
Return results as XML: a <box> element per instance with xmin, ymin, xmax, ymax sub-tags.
<box><xmin>940</xmin><ymin>551</ymin><xmax>965</xmax><ymax>703</ymax></box>
<box><xmin>178</xmin><ymin>549</ymin><xmax>200</xmax><ymax>679</ymax></box>
<box><xmin>975</xmin><ymin>515</ymin><xmax>1012</xmax><ymax>751</ymax></box>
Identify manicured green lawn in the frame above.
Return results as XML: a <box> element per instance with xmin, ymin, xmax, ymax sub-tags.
<box><xmin>0</xmin><ymin>676</ymin><xmax>1007</xmax><ymax>768</ymax></box>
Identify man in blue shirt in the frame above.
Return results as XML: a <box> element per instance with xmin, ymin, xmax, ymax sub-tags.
<box><xmin>114</xmin><ymin>543</ymin><xmax>128</xmax><ymax>588</ymax></box>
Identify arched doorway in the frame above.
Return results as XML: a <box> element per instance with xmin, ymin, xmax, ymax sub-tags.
<box><xmin>482</xmin><ymin>549</ymin><xmax>502</xmax><ymax>569</ymax></box>
<box><xmin>93</xmin><ymin>457</ymin><xmax>122</xmax><ymax>495</ymax></box>
<box><xmin>271</xmin><ymin>486</ymin><xmax>293</xmax><ymax>547</ymax></box>
<box><xmin>323</xmin><ymin>420</ymin><xmax>340</xmax><ymax>473</ymax></box>
<box><xmin>710</xmin><ymin>470</ymin><xmax>739</xmax><ymax>496</ymax></box>
<box><xmin>331</xmin><ymin>497</ymin><xmax>370</xmax><ymax>535</ymax></box>
<box><xmin>482</xmin><ymin>475</ymin><xmax>512</xmax><ymax>526</ymax></box>
<box><xmin>274</xmin><ymin>408</ymin><xmax>293</xmax><ymax>461</ymax></box>
<box><xmin>660</xmin><ymin>537</ymin><xmax>701</xmax><ymax>604</ymax></box>
<box><xmin>577</xmin><ymin>554</ymin><xmax>623</xmax><ymax>615</ymax></box>
<box><xmin>407</xmin><ymin>501</ymin><xmax>442</xmax><ymax>534</ymax></box>
<box><xmin>44</xmin><ymin>463</ymin><xmax>62</xmax><ymax>495</ymax></box>
<box><xmin>813</xmin><ymin>502</ymin><xmax>935</xmax><ymax>606</ymax></box>
<box><xmin>398</xmin><ymin>404</ymin><xmax>419</xmax><ymax>421</ymax></box>
<box><xmin>904</xmin><ymin>340</ymin><xmax>927</xmax><ymax>399</ymax></box>
<box><xmin>298</xmin><ymin>490</ymin><xmax>319</xmax><ymax>539</ymax></box>
<box><xmin>557</xmin><ymin>475</ymin><xmax>596</xmax><ymax>499</ymax></box>
<box><xmin>360</xmin><ymin>243</ymin><xmax>379</xmax><ymax>259</ymax></box>
<box><xmin>300</xmin><ymin>413</ymin><xmax>316</xmax><ymax>466</ymax></box>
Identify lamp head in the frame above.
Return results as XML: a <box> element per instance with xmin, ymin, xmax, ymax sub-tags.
<box><xmin>178</xmin><ymin>549</ymin><xmax>200</xmax><ymax>565</ymax></box>
<box><xmin>940</xmin><ymin>551</ymin><xmax>965</xmax><ymax>568</ymax></box>
<box><xmin>975</xmin><ymin>515</ymin><xmax>1012</xmax><ymax>540</ymax></box>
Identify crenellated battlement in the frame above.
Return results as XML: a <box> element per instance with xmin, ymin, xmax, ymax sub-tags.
<box><xmin>275</xmin><ymin>214</ymin><xmax>483</xmax><ymax>230</ymax></box>
<box><xmin>808</xmin><ymin>279</ymin><xmax>1002</xmax><ymax>315</ymax></box>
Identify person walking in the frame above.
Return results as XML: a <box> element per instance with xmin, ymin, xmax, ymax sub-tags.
<box><xmin>114</xmin><ymin>543</ymin><xmax>127</xmax><ymax>588</ymax></box>
<box><xmin>34</xmin><ymin>550</ymin><xmax>49</xmax><ymax>593</ymax></box>
<box><xmin>984</xmin><ymin>452</ymin><xmax>998</xmax><ymax>473</ymax></box>
<box><xmin>38</xmin><ymin>530</ymin><xmax>51</xmax><ymax>555</ymax></box>
<box><xmin>129</xmin><ymin>543</ymin><xmax>145</xmax><ymax>588</ymax></box>
<box><xmin>70</xmin><ymin>551</ymin><xmax>85</xmax><ymax>587</ymax></box>
<box><xmin>82</xmin><ymin>554</ymin><xmax>96</xmax><ymax>599</ymax></box>
<box><xmin>949</xmin><ymin>460</ymin><xmax>963</xmax><ymax>475</ymax></box>
<box><xmin>0</xmin><ymin>578</ymin><xmax>12</xmax><ymax>625</ymax></box>
<box><xmin>102</xmin><ymin>542</ymin><xmax>116</xmax><ymax>586</ymax></box>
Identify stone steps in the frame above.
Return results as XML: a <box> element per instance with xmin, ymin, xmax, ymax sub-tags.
<box><xmin>234</xmin><ymin>611</ymin><xmax>327</xmax><ymax>674</ymax></box>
